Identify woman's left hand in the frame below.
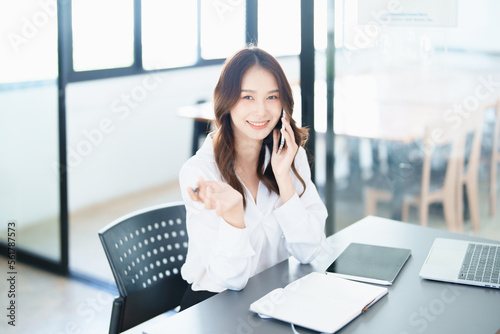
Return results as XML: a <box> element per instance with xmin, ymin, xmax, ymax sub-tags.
<box><xmin>271</xmin><ymin>114</ymin><xmax>298</xmax><ymax>177</ymax></box>
<box><xmin>271</xmin><ymin>114</ymin><xmax>298</xmax><ymax>203</ymax></box>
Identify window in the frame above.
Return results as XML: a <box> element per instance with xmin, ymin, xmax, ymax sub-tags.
<box><xmin>66</xmin><ymin>0</ymin><xmax>307</xmax><ymax>81</ymax></box>
<box><xmin>258</xmin><ymin>0</ymin><xmax>301</xmax><ymax>56</ymax></box>
<box><xmin>142</xmin><ymin>0</ymin><xmax>198</xmax><ymax>70</ymax></box>
<box><xmin>0</xmin><ymin>1</ymin><xmax>58</xmax><ymax>83</ymax></box>
<box><xmin>314</xmin><ymin>0</ymin><xmax>328</xmax><ymax>51</ymax></box>
<box><xmin>200</xmin><ymin>0</ymin><xmax>246</xmax><ymax>60</ymax></box>
<box><xmin>72</xmin><ymin>0</ymin><xmax>134</xmax><ymax>71</ymax></box>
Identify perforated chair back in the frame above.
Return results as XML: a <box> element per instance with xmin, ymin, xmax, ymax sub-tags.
<box><xmin>99</xmin><ymin>202</ymin><xmax>188</xmax><ymax>333</ymax></box>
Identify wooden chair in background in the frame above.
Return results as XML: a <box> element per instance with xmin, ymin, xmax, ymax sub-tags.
<box><xmin>401</xmin><ymin>121</ymin><xmax>464</xmax><ymax>232</ymax></box>
<box><xmin>456</xmin><ymin>108</ymin><xmax>485</xmax><ymax>233</ymax></box>
<box><xmin>364</xmin><ymin>186</ymin><xmax>393</xmax><ymax>217</ymax></box>
<box><xmin>364</xmin><ymin>120</ymin><xmax>464</xmax><ymax>231</ymax></box>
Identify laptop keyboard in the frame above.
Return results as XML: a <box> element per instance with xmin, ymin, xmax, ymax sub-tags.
<box><xmin>458</xmin><ymin>243</ymin><xmax>500</xmax><ymax>284</ymax></box>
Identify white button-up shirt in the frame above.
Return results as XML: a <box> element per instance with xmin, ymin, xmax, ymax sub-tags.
<box><xmin>178</xmin><ymin>134</ymin><xmax>328</xmax><ymax>293</ymax></box>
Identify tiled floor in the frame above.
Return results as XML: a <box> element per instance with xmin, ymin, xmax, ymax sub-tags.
<box><xmin>0</xmin><ymin>257</ymin><xmax>114</xmax><ymax>334</ymax></box>
<box><xmin>2</xmin><ymin>163</ymin><xmax>499</xmax><ymax>334</ymax></box>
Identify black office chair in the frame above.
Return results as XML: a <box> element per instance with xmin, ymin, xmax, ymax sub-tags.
<box><xmin>98</xmin><ymin>202</ymin><xmax>189</xmax><ymax>334</ymax></box>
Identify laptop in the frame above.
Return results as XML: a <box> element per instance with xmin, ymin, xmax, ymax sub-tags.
<box><xmin>419</xmin><ymin>238</ymin><xmax>500</xmax><ymax>289</ymax></box>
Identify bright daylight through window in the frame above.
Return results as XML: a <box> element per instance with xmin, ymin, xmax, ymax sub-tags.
<box><xmin>142</xmin><ymin>0</ymin><xmax>197</xmax><ymax>70</ymax></box>
<box><xmin>72</xmin><ymin>0</ymin><xmax>134</xmax><ymax>72</ymax></box>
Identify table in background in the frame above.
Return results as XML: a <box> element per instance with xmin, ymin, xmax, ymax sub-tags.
<box><xmin>177</xmin><ymin>101</ymin><xmax>214</xmax><ymax>156</ymax></box>
<box><xmin>123</xmin><ymin>216</ymin><xmax>500</xmax><ymax>334</ymax></box>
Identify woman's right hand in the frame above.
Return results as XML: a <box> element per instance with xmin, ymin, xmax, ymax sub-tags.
<box><xmin>188</xmin><ymin>176</ymin><xmax>245</xmax><ymax>229</ymax></box>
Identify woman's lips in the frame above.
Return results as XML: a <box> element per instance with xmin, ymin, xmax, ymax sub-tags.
<box><xmin>247</xmin><ymin>120</ymin><xmax>270</xmax><ymax>129</ymax></box>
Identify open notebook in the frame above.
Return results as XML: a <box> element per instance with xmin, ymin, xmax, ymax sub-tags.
<box><xmin>250</xmin><ymin>272</ymin><xmax>388</xmax><ymax>333</ymax></box>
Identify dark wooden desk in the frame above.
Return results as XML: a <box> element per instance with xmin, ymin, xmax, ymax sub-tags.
<box><xmin>123</xmin><ymin>216</ymin><xmax>500</xmax><ymax>334</ymax></box>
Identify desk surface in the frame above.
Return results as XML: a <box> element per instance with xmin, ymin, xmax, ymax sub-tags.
<box><xmin>176</xmin><ymin>101</ymin><xmax>214</xmax><ymax>122</ymax></box>
<box><xmin>125</xmin><ymin>216</ymin><xmax>500</xmax><ymax>334</ymax></box>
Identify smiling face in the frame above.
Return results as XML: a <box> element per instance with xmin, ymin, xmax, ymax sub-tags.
<box><xmin>229</xmin><ymin>66</ymin><xmax>282</xmax><ymax>146</ymax></box>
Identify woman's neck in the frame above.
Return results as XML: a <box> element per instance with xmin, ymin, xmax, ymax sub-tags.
<box><xmin>234</xmin><ymin>138</ymin><xmax>262</xmax><ymax>203</ymax></box>
<box><xmin>234</xmin><ymin>138</ymin><xmax>262</xmax><ymax>171</ymax></box>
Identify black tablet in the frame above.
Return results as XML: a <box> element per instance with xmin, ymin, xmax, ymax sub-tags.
<box><xmin>326</xmin><ymin>243</ymin><xmax>411</xmax><ymax>285</ymax></box>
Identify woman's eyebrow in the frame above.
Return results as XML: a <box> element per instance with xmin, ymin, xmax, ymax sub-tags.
<box><xmin>240</xmin><ymin>89</ymin><xmax>280</xmax><ymax>93</ymax></box>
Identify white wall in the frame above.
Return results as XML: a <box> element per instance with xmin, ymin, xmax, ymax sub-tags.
<box><xmin>445</xmin><ymin>0</ymin><xmax>500</xmax><ymax>53</ymax></box>
<box><xmin>66</xmin><ymin>65</ymin><xmax>219</xmax><ymax>212</ymax></box>
<box><xmin>339</xmin><ymin>0</ymin><xmax>500</xmax><ymax>55</ymax></box>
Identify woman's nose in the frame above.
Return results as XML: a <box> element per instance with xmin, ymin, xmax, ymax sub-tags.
<box><xmin>254</xmin><ymin>100</ymin><xmax>267</xmax><ymax>115</ymax></box>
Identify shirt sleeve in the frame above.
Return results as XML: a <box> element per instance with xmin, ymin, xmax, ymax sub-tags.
<box><xmin>273</xmin><ymin>147</ymin><xmax>328</xmax><ymax>264</ymax></box>
<box><xmin>179</xmin><ymin>160</ymin><xmax>255</xmax><ymax>291</ymax></box>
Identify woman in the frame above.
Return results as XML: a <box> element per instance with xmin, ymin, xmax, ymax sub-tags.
<box><xmin>178</xmin><ymin>46</ymin><xmax>327</xmax><ymax>310</ymax></box>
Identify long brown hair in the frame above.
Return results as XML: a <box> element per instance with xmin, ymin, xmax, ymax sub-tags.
<box><xmin>212</xmin><ymin>46</ymin><xmax>309</xmax><ymax>208</ymax></box>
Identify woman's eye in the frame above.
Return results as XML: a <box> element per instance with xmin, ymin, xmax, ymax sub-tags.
<box><xmin>268</xmin><ymin>95</ymin><xmax>279</xmax><ymax>100</ymax></box>
<box><xmin>242</xmin><ymin>96</ymin><xmax>252</xmax><ymax>100</ymax></box>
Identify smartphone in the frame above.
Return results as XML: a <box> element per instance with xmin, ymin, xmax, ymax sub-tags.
<box><xmin>277</xmin><ymin>109</ymin><xmax>286</xmax><ymax>154</ymax></box>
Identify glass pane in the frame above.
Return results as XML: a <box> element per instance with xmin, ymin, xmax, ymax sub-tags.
<box><xmin>314</xmin><ymin>0</ymin><xmax>328</xmax><ymax>133</ymax></box>
<box><xmin>0</xmin><ymin>1</ymin><xmax>58</xmax><ymax>83</ymax></box>
<box><xmin>200</xmin><ymin>0</ymin><xmax>246</xmax><ymax>59</ymax></box>
<box><xmin>0</xmin><ymin>1</ymin><xmax>60</xmax><ymax>260</ymax></box>
<box><xmin>142</xmin><ymin>0</ymin><xmax>197</xmax><ymax>70</ymax></box>
<box><xmin>72</xmin><ymin>0</ymin><xmax>134</xmax><ymax>71</ymax></box>
<box><xmin>258</xmin><ymin>0</ymin><xmax>301</xmax><ymax>56</ymax></box>
<box><xmin>331</xmin><ymin>0</ymin><xmax>500</xmax><ymax>239</ymax></box>
<box><xmin>314</xmin><ymin>0</ymin><xmax>327</xmax><ymax>50</ymax></box>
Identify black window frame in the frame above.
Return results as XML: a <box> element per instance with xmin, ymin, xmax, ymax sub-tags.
<box><xmin>63</xmin><ymin>0</ymin><xmax>259</xmax><ymax>83</ymax></box>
